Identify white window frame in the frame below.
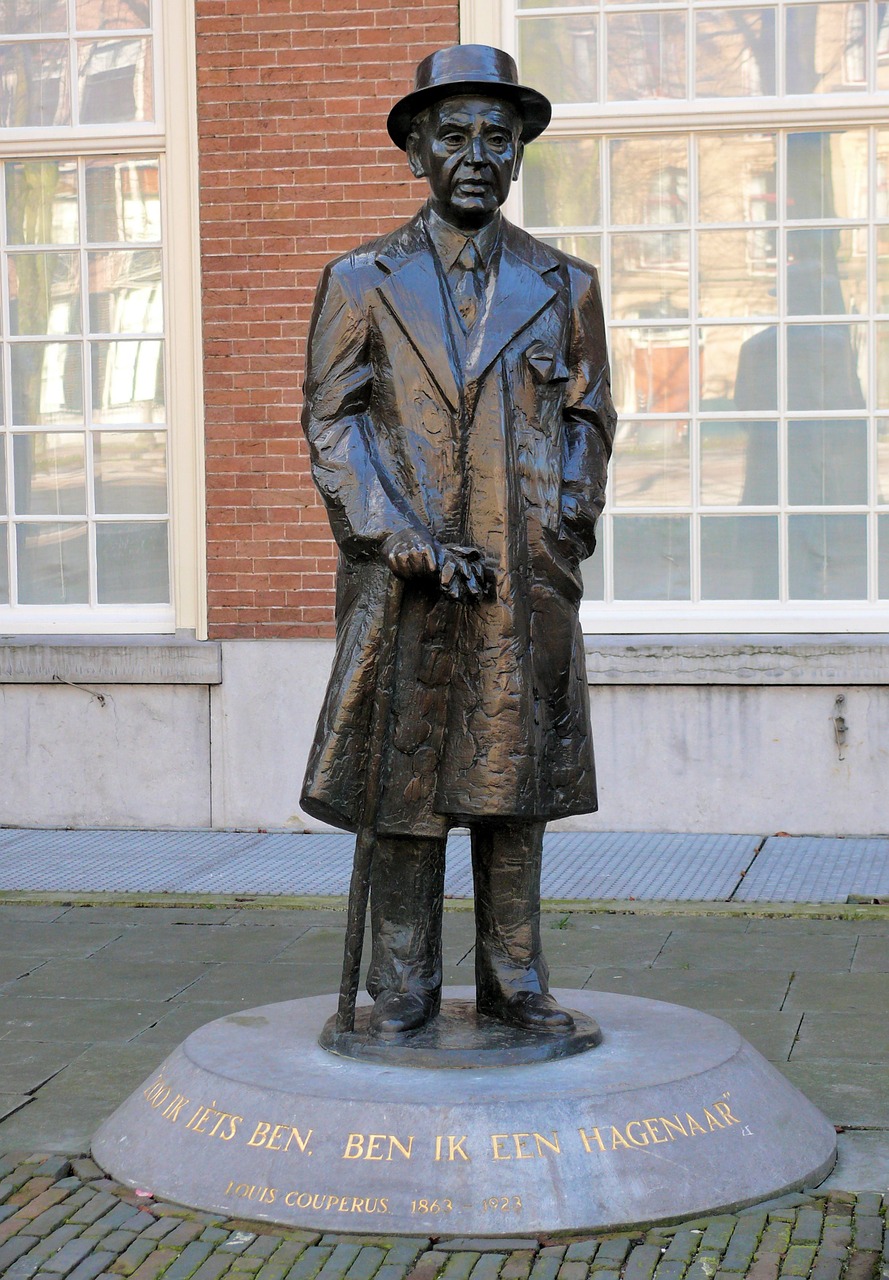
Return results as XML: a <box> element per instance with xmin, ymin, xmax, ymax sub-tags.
<box><xmin>0</xmin><ymin>0</ymin><xmax>206</xmax><ymax>637</ymax></box>
<box><xmin>463</xmin><ymin>0</ymin><xmax>889</xmax><ymax>635</ymax></box>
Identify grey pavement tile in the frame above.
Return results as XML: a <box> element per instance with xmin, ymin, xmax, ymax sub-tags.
<box><xmin>535</xmin><ymin>926</ymin><xmax>671</xmax><ymax>969</ymax></box>
<box><xmin>545</xmin><ymin>966</ymin><xmax>595</xmax><ymax>990</ymax></box>
<box><xmin>0</xmin><ymin>1041</ymin><xmax>88</xmax><ymax>1093</ymax></box>
<box><xmin>59</xmin><ymin>906</ymin><xmax>240</xmax><ymax>926</ymax></box>
<box><xmin>0</xmin><ymin>921</ymin><xmax>126</xmax><ymax>960</ymax></box>
<box><xmin>581</xmin><ymin>968</ymin><xmax>792</xmax><ymax>1011</ymax></box>
<box><xmin>0</xmin><ymin>1093</ymin><xmax>31</xmax><ymax>1120</ymax></box>
<box><xmin>128</xmin><ymin>1001</ymin><xmax>260</xmax><ymax>1049</ymax></box>
<box><xmin>95</xmin><ymin>924</ymin><xmax>303</xmax><ymax>966</ymax></box>
<box><xmin>818</xmin><ymin>1129</ymin><xmax>889</xmax><ymax>1193</ymax></box>
<box><xmin>175</xmin><ymin>961</ymin><xmax>337</xmax><ymax>1005</ymax></box>
<box><xmin>743</xmin><ymin>918</ymin><xmax>872</xmax><ymax>937</ymax></box>
<box><xmin>0</xmin><ymin>1043</ymin><xmax>165</xmax><ymax>1152</ymax></box>
<box><xmin>0</xmin><ymin>904</ymin><xmax>70</xmax><ymax>922</ymax></box>
<box><xmin>271</xmin><ymin>926</ymin><xmax>363</xmax><ymax>966</ymax></box>
<box><xmin>781</xmin><ymin>972</ymin><xmax>889</xmax><ymax>1013</ymax></box>
<box><xmin>790</xmin><ymin>1012</ymin><xmax>889</xmax><ymax>1063</ymax></box>
<box><xmin>850</xmin><ymin>937</ymin><xmax>889</xmax><ymax>972</ymax></box>
<box><xmin>706</xmin><ymin>1010</ymin><xmax>803</xmax><ymax>1063</ymax></box>
<box><xmin>10</xmin><ymin>958</ymin><xmax>207</xmax><ymax>1001</ymax></box>
<box><xmin>780</xmin><ymin>1059</ymin><xmax>889</xmax><ymax>1128</ymax></box>
<box><xmin>0</xmin><ymin>995</ymin><xmax>173</xmax><ymax>1043</ymax></box>
<box><xmin>0</xmin><ymin>956</ymin><xmax>51</xmax><ymax>985</ymax></box>
<box><xmin>652</xmin><ymin>931</ymin><xmax>856</xmax><ymax>973</ymax></box>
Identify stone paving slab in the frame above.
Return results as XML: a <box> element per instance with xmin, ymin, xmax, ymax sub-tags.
<box><xmin>0</xmin><ymin>1156</ymin><xmax>884</xmax><ymax>1280</ymax></box>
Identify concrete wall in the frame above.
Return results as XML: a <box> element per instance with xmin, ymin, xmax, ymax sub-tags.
<box><xmin>1</xmin><ymin>637</ymin><xmax>887</xmax><ymax>835</ymax></box>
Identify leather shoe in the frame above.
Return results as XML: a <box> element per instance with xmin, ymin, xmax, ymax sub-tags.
<box><xmin>479</xmin><ymin>991</ymin><xmax>576</xmax><ymax>1034</ymax></box>
<box><xmin>369</xmin><ymin>989</ymin><xmax>438</xmax><ymax>1037</ymax></box>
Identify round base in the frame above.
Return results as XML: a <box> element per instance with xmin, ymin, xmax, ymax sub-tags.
<box><xmin>318</xmin><ymin>998</ymin><xmax>602</xmax><ymax>1067</ymax></box>
<box><xmin>92</xmin><ymin>988</ymin><xmax>836</xmax><ymax>1237</ymax></box>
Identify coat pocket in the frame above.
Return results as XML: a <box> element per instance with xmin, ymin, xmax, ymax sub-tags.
<box><xmin>527</xmin><ymin>520</ymin><xmax>584</xmax><ymax>604</ymax></box>
<box><xmin>525</xmin><ymin>341</ymin><xmax>570</xmax><ymax>384</ymax></box>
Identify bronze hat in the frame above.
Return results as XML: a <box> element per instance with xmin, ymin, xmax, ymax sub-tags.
<box><xmin>387</xmin><ymin>44</ymin><xmax>552</xmax><ymax>151</ymax></box>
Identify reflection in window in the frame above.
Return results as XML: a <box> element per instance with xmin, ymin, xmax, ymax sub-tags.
<box><xmin>15</xmin><ymin>520</ymin><xmax>88</xmax><ymax>604</ymax></box>
<box><xmin>701</xmin><ymin>516</ymin><xmax>779</xmax><ymax>598</ymax></box>
<box><xmin>607</xmin><ymin>12</ymin><xmax>686</xmax><ymax>100</ymax></box>
<box><xmin>519</xmin><ymin>15</ymin><xmax>597</xmax><ymax>104</ymax></box>
<box><xmin>613</xmin><ymin>515</ymin><xmax>690</xmax><ymax>599</ymax></box>
<box><xmin>788</xmin><ymin>515</ymin><xmax>867</xmax><ymax>598</ymax></box>
<box><xmin>695</xmin><ymin>8</ymin><xmax>776</xmax><ymax>97</ymax></box>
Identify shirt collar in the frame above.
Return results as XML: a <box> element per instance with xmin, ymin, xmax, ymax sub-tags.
<box><xmin>424</xmin><ymin>204</ymin><xmax>501</xmax><ymax>272</ymax></box>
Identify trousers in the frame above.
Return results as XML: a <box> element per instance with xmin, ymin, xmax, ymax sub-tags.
<box><xmin>366</xmin><ymin>820</ymin><xmax>549</xmax><ymax>1008</ymax></box>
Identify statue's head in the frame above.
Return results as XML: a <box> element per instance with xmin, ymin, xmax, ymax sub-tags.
<box><xmin>388</xmin><ymin>45</ymin><xmax>551</xmax><ymax>231</ymax></box>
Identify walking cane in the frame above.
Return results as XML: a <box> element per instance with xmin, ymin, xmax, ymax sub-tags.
<box><xmin>335</xmin><ymin>570</ymin><xmax>405</xmax><ymax>1034</ymax></box>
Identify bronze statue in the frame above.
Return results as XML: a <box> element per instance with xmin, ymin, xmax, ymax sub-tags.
<box><xmin>301</xmin><ymin>45</ymin><xmax>616</xmax><ymax>1041</ymax></box>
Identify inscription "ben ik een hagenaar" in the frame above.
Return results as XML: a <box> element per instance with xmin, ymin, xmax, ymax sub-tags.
<box><xmin>142</xmin><ymin>1074</ymin><xmax>747</xmax><ymax>1169</ymax></box>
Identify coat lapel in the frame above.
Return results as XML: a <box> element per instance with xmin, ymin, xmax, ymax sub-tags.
<box><xmin>375</xmin><ymin>225</ymin><xmax>461</xmax><ymax>413</ymax></box>
<box><xmin>465</xmin><ymin>225</ymin><xmax>560</xmax><ymax>387</ymax></box>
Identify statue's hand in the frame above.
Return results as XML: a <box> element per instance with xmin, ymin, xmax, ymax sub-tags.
<box><xmin>383</xmin><ymin>528</ymin><xmax>439</xmax><ymax>581</ymax></box>
<box><xmin>438</xmin><ymin>545</ymin><xmax>487</xmax><ymax>604</ymax></box>
<box><xmin>560</xmin><ymin>494</ymin><xmax>597</xmax><ymax>561</ymax></box>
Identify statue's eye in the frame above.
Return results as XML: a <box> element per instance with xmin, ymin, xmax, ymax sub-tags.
<box><xmin>441</xmin><ymin>132</ymin><xmax>465</xmax><ymax>148</ymax></box>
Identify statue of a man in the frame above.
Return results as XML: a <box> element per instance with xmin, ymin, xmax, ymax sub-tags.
<box><xmin>301</xmin><ymin>45</ymin><xmax>616</xmax><ymax>1038</ymax></box>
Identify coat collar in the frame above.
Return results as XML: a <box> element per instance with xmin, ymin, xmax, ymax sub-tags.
<box><xmin>374</xmin><ymin>214</ymin><xmax>560</xmax><ymax>411</ymax></box>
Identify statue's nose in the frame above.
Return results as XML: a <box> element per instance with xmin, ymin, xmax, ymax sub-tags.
<box><xmin>468</xmin><ymin>136</ymin><xmax>485</xmax><ymax>164</ymax></box>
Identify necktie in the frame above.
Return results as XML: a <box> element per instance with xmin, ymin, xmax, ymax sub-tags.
<box><xmin>452</xmin><ymin>238</ymin><xmax>484</xmax><ymax>332</ymax></box>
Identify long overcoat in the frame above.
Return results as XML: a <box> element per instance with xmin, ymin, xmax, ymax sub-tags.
<box><xmin>300</xmin><ymin>211</ymin><xmax>616</xmax><ymax>838</ymax></box>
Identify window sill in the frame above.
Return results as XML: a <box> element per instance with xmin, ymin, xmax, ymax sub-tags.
<box><xmin>0</xmin><ymin>635</ymin><xmax>222</xmax><ymax>685</ymax></box>
<box><xmin>585</xmin><ymin>634</ymin><xmax>889</xmax><ymax>685</ymax></box>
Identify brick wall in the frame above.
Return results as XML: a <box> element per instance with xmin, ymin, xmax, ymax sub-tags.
<box><xmin>195</xmin><ymin>0</ymin><xmax>459</xmax><ymax>638</ymax></box>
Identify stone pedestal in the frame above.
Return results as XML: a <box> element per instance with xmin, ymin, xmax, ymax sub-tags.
<box><xmin>93</xmin><ymin>988</ymin><xmax>836</xmax><ymax>1236</ymax></box>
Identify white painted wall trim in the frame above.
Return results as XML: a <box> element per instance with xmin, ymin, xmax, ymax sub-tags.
<box><xmin>0</xmin><ymin>636</ymin><xmax>221</xmax><ymax>684</ymax></box>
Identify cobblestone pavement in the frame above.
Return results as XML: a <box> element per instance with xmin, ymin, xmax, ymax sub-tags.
<box><xmin>0</xmin><ymin>1154</ymin><xmax>886</xmax><ymax>1280</ymax></box>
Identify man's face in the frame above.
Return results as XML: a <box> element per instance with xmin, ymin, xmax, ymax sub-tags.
<box><xmin>407</xmin><ymin>95</ymin><xmax>524</xmax><ymax>230</ymax></box>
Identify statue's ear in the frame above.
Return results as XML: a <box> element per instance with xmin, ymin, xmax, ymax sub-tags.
<box><xmin>512</xmin><ymin>140</ymin><xmax>525</xmax><ymax>183</ymax></box>
<box><xmin>406</xmin><ymin>136</ymin><xmax>426</xmax><ymax>179</ymax></box>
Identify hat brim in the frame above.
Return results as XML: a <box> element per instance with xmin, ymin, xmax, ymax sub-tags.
<box><xmin>387</xmin><ymin>80</ymin><xmax>552</xmax><ymax>150</ymax></box>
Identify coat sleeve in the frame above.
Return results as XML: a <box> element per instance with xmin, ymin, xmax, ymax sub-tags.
<box><xmin>560</xmin><ymin>263</ymin><xmax>617</xmax><ymax>552</ymax></box>
<box><xmin>301</xmin><ymin>259</ymin><xmax>423</xmax><ymax>558</ymax></box>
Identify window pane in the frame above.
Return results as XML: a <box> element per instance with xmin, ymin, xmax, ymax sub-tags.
<box><xmin>788</xmin><ymin>514</ymin><xmax>867</xmax><ymax>597</ymax></box>
<box><xmin>698</xmin><ymin>133</ymin><xmax>777</xmax><ymax>223</ymax></box>
<box><xmin>94</xmin><ymin>430</ymin><xmax>166</xmax><ymax>513</ymax></box>
<box><xmin>877</xmin><ymin>324</ymin><xmax>889</xmax><ymax>408</ymax></box>
<box><xmin>701</xmin><ymin>420</ymin><xmax>778</xmax><ymax>505</ymax></box>
<box><xmin>611</xmin><ymin>327</ymin><xmax>690</xmax><ymax>415</ymax></box>
<box><xmin>518</xmin><ymin>16</ymin><xmax>597</xmax><ymax>105</ymax></box>
<box><xmin>11</xmin><ymin>342</ymin><xmax>83</xmax><ymax>426</ymax></box>
<box><xmin>5</xmin><ymin>159</ymin><xmax>78</xmax><ymax>245</ymax></box>
<box><xmin>786</xmin><ymin>322</ymin><xmax>865</xmax><ymax>410</ymax></box>
<box><xmin>787</xmin><ymin>229</ymin><xmax>867</xmax><ymax>315</ymax></box>
<box><xmin>878</xmin><ymin>228</ymin><xmax>889</xmax><ymax>313</ymax></box>
<box><xmin>701</xmin><ymin>324</ymin><xmax>778</xmax><ymax>412</ymax></box>
<box><xmin>13</xmin><ymin>432</ymin><xmax>86</xmax><ymax>515</ymax></box>
<box><xmin>786</xmin><ymin>3</ymin><xmax>867</xmax><ymax>94</ymax></box>
<box><xmin>698</xmin><ymin>230</ymin><xmax>777</xmax><ymax>318</ymax></box>
<box><xmin>85</xmin><ymin>157</ymin><xmax>160</xmax><ymax>242</ymax></box>
<box><xmin>788</xmin><ymin>419</ymin><xmax>867</xmax><ymax>505</ymax></box>
<box><xmin>701</xmin><ymin>515</ymin><xmax>779</xmax><ymax>597</ymax></box>
<box><xmin>880</xmin><ymin>10</ymin><xmax>889</xmax><ymax>90</ymax></box>
<box><xmin>77</xmin><ymin>36</ymin><xmax>153</xmax><ymax>123</ymax></box>
<box><xmin>612</xmin><ymin>420</ymin><xmax>689</xmax><ymax>506</ymax></box>
<box><xmin>8</xmin><ymin>252</ymin><xmax>81</xmax><ymax>336</ymax></box>
<box><xmin>695</xmin><ymin>8</ymin><xmax>777</xmax><ymax>97</ymax></box>
<box><xmin>90</xmin><ymin>339</ymin><xmax>164</xmax><ymax>423</ymax></box>
<box><xmin>613</xmin><ymin>515</ymin><xmax>691</xmax><ymax>599</ymax></box>
<box><xmin>581</xmin><ymin>547</ymin><xmax>604</xmax><ymax>600</ymax></box>
<box><xmin>0</xmin><ymin>40</ymin><xmax>70</xmax><ymax>127</ymax></box>
<box><xmin>0</xmin><ymin>0</ymin><xmax>67</xmax><ymax>34</ymax></box>
<box><xmin>0</xmin><ymin>535</ymin><xmax>7</xmax><ymax>604</ymax></box>
<box><xmin>610</xmin><ymin>137</ymin><xmax>688</xmax><ymax>226</ymax></box>
<box><xmin>87</xmin><ymin>248</ymin><xmax>162</xmax><ymax>334</ymax></box>
<box><xmin>878</xmin><ymin>418</ymin><xmax>889</xmax><ymax>501</ymax></box>
<box><xmin>15</xmin><ymin>520</ymin><xmax>88</xmax><ymax>603</ymax></box>
<box><xmin>879</xmin><ymin>515</ymin><xmax>889</xmax><ymax>597</ymax></box>
<box><xmin>607</xmin><ymin>12</ymin><xmax>686</xmax><ymax>100</ymax></box>
<box><xmin>0</xmin><ymin>440</ymin><xmax>6</xmax><ymax>514</ymax></box>
<box><xmin>612</xmin><ymin>232</ymin><xmax>689</xmax><ymax>320</ymax></box>
<box><xmin>75</xmin><ymin>0</ymin><xmax>150</xmax><ymax>30</ymax></box>
<box><xmin>540</xmin><ymin>233</ymin><xmax>601</xmax><ymax>268</ymax></box>
<box><xmin>96</xmin><ymin>520</ymin><xmax>168</xmax><ymax>602</ymax></box>
<box><xmin>523</xmin><ymin>139</ymin><xmax>599</xmax><ymax>228</ymax></box>
<box><xmin>786</xmin><ymin>130</ymin><xmax>868</xmax><ymax>219</ymax></box>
